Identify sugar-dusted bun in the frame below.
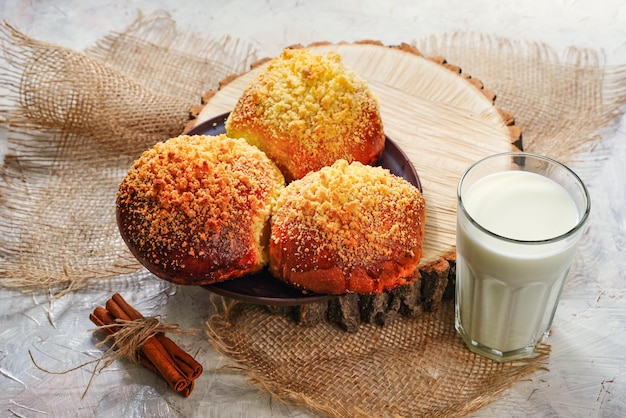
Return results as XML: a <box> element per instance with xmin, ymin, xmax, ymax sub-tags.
<box><xmin>116</xmin><ymin>134</ymin><xmax>285</xmax><ymax>285</ymax></box>
<box><xmin>225</xmin><ymin>48</ymin><xmax>385</xmax><ymax>181</ymax></box>
<box><xmin>269</xmin><ymin>159</ymin><xmax>426</xmax><ymax>295</ymax></box>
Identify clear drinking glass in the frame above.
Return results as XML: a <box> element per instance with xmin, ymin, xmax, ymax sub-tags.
<box><xmin>455</xmin><ymin>152</ymin><xmax>590</xmax><ymax>361</ymax></box>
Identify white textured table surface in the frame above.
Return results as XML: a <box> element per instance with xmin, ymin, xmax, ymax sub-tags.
<box><xmin>1</xmin><ymin>1</ymin><xmax>625</xmax><ymax>417</ymax></box>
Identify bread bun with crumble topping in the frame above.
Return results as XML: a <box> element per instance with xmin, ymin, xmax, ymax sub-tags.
<box><xmin>116</xmin><ymin>134</ymin><xmax>285</xmax><ymax>285</ymax></box>
<box><xmin>225</xmin><ymin>48</ymin><xmax>385</xmax><ymax>182</ymax></box>
<box><xmin>268</xmin><ymin>159</ymin><xmax>425</xmax><ymax>295</ymax></box>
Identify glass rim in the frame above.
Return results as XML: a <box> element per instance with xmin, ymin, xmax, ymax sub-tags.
<box><xmin>457</xmin><ymin>152</ymin><xmax>591</xmax><ymax>245</ymax></box>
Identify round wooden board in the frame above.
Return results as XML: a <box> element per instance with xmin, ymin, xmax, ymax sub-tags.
<box><xmin>190</xmin><ymin>43</ymin><xmax>518</xmax><ymax>269</ymax></box>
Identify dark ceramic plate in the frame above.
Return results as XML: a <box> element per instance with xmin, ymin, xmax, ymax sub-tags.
<box><xmin>187</xmin><ymin>112</ymin><xmax>422</xmax><ymax>306</ymax></box>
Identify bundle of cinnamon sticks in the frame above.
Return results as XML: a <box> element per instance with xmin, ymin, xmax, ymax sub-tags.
<box><xmin>89</xmin><ymin>293</ymin><xmax>203</xmax><ymax>397</ymax></box>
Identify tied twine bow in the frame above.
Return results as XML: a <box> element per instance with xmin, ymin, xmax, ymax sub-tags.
<box><xmin>93</xmin><ymin>316</ymin><xmax>180</xmax><ymax>365</ymax></box>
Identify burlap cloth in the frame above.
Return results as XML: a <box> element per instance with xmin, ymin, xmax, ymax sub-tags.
<box><xmin>1</xmin><ymin>11</ymin><xmax>625</xmax><ymax>418</ymax></box>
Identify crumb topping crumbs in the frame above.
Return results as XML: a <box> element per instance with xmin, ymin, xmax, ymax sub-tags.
<box><xmin>117</xmin><ymin>134</ymin><xmax>285</xmax><ymax>273</ymax></box>
<box><xmin>271</xmin><ymin>159</ymin><xmax>425</xmax><ymax>275</ymax></box>
<box><xmin>225</xmin><ymin>48</ymin><xmax>384</xmax><ymax>179</ymax></box>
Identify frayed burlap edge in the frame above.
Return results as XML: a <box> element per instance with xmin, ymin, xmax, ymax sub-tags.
<box><xmin>0</xmin><ymin>13</ymin><xmax>259</xmax><ymax>296</ymax></box>
<box><xmin>206</xmin><ymin>294</ymin><xmax>550</xmax><ymax>418</ymax></box>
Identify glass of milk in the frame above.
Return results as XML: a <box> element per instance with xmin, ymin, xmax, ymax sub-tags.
<box><xmin>455</xmin><ymin>152</ymin><xmax>590</xmax><ymax>361</ymax></box>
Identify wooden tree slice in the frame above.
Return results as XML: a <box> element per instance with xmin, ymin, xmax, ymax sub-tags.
<box><xmin>187</xmin><ymin>42</ymin><xmax>521</xmax><ymax>330</ymax></box>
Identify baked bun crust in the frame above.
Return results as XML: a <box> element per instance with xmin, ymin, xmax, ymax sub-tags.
<box><xmin>116</xmin><ymin>134</ymin><xmax>285</xmax><ymax>285</ymax></box>
<box><xmin>225</xmin><ymin>48</ymin><xmax>385</xmax><ymax>181</ymax></box>
<box><xmin>269</xmin><ymin>159</ymin><xmax>426</xmax><ymax>295</ymax></box>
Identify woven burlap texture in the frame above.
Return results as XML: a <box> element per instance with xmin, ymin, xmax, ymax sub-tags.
<box><xmin>0</xmin><ymin>12</ymin><xmax>259</xmax><ymax>296</ymax></box>
<box><xmin>208</xmin><ymin>297</ymin><xmax>550</xmax><ymax>418</ymax></box>
<box><xmin>1</xmin><ymin>11</ymin><xmax>626</xmax><ymax>418</ymax></box>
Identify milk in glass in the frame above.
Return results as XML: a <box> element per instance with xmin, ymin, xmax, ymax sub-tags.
<box><xmin>455</xmin><ymin>154</ymin><xmax>589</xmax><ymax>361</ymax></box>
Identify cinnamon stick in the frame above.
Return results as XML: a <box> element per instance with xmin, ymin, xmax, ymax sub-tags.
<box><xmin>109</xmin><ymin>293</ymin><xmax>204</xmax><ymax>379</ymax></box>
<box><xmin>105</xmin><ymin>297</ymin><xmax>190</xmax><ymax>392</ymax></box>
<box><xmin>157</xmin><ymin>335</ymin><xmax>203</xmax><ymax>379</ymax></box>
<box><xmin>89</xmin><ymin>293</ymin><xmax>203</xmax><ymax>397</ymax></box>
